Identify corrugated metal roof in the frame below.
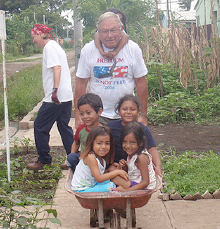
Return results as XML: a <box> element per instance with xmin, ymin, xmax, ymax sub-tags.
<box><xmin>164</xmin><ymin>10</ymin><xmax>196</xmax><ymax>21</ymax></box>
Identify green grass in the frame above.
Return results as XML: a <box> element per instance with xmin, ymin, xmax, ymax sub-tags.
<box><xmin>161</xmin><ymin>150</ymin><xmax>220</xmax><ymax>197</ymax></box>
<box><xmin>0</xmin><ymin>64</ymin><xmax>43</xmax><ymax>126</ymax></box>
<box><xmin>7</xmin><ymin>58</ymin><xmax>42</xmax><ymax>63</ymax></box>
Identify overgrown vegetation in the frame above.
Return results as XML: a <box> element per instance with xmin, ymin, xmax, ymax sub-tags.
<box><xmin>147</xmin><ymin>62</ymin><xmax>220</xmax><ymax>125</ymax></box>
<box><xmin>0</xmin><ymin>64</ymin><xmax>43</xmax><ymax>127</ymax></box>
<box><xmin>161</xmin><ymin>150</ymin><xmax>220</xmax><ymax>197</ymax></box>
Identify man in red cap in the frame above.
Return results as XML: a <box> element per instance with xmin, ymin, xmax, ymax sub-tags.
<box><xmin>27</xmin><ymin>24</ymin><xmax>74</xmax><ymax>170</ymax></box>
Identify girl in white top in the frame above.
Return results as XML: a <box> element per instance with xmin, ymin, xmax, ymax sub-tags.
<box><xmin>111</xmin><ymin>122</ymin><xmax>156</xmax><ymax>191</ymax></box>
<box><xmin>71</xmin><ymin>126</ymin><xmax>129</xmax><ymax>192</ymax></box>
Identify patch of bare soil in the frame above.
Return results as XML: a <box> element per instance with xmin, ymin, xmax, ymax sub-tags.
<box><xmin>149</xmin><ymin>123</ymin><xmax>220</xmax><ymax>154</ymax></box>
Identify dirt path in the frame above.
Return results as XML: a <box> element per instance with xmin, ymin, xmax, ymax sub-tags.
<box><xmin>0</xmin><ymin>50</ymin><xmax>75</xmax><ymax>82</ymax></box>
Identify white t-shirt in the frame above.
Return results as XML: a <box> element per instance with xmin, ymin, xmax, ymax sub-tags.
<box><xmin>71</xmin><ymin>154</ymin><xmax>106</xmax><ymax>191</ymax></box>
<box><xmin>76</xmin><ymin>40</ymin><xmax>148</xmax><ymax>119</ymax></box>
<box><xmin>42</xmin><ymin>40</ymin><xmax>73</xmax><ymax>102</ymax></box>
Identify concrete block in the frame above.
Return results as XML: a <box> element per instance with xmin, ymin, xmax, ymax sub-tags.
<box><xmin>202</xmin><ymin>190</ymin><xmax>214</xmax><ymax>199</ymax></box>
<box><xmin>213</xmin><ymin>189</ymin><xmax>220</xmax><ymax>199</ymax></box>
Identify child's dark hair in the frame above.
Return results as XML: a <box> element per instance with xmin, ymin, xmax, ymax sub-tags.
<box><xmin>104</xmin><ymin>8</ymin><xmax>127</xmax><ymax>33</ymax></box>
<box><xmin>115</xmin><ymin>94</ymin><xmax>140</xmax><ymax>114</ymax></box>
<box><xmin>120</xmin><ymin>122</ymin><xmax>147</xmax><ymax>155</ymax></box>
<box><xmin>81</xmin><ymin>126</ymin><xmax>115</xmax><ymax>165</ymax></box>
<box><xmin>77</xmin><ymin>93</ymin><xmax>103</xmax><ymax>113</ymax></box>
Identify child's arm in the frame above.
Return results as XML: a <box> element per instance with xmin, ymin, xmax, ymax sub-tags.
<box><xmin>107</xmin><ymin>33</ymin><xmax>129</xmax><ymax>59</ymax></box>
<box><xmin>94</xmin><ymin>32</ymin><xmax>109</xmax><ymax>59</ymax></box>
<box><xmin>115</xmin><ymin>154</ymin><xmax>150</xmax><ymax>191</ymax></box>
<box><xmin>85</xmin><ymin>154</ymin><xmax>129</xmax><ymax>183</ymax></box>
<box><xmin>71</xmin><ymin>141</ymin><xmax>80</xmax><ymax>153</ymax></box>
<box><xmin>148</xmin><ymin>147</ymin><xmax>162</xmax><ymax>177</ymax></box>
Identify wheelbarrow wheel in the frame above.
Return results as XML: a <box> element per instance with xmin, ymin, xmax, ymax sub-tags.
<box><xmin>90</xmin><ymin>209</ymin><xmax>98</xmax><ymax>227</ymax></box>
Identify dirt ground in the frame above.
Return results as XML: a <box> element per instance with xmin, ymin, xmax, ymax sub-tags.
<box><xmin>149</xmin><ymin>123</ymin><xmax>220</xmax><ymax>154</ymax></box>
<box><xmin>1</xmin><ymin>51</ymin><xmax>220</xmax><ymax>155</ymax></box>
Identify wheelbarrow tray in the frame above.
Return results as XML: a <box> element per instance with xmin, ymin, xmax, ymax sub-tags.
<box><xmin>65</xmin><ymin>168</ymin><xmax>162</xmax><ymax>228</ymax></box>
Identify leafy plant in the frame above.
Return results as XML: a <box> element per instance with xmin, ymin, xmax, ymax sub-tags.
<box><xmin>0</xmin><ymin>190</ymin><xmax>61</xmax><ymax>228</ymax></box>
<box><xmin>161</xmin><ymin>150</ymin><xmax>220</xmax><ymax>197</ymax></box>
<box><xmin>20</xmin><ymin>137</ymin><xmax>34</xmax><ymax>153</ymax></box>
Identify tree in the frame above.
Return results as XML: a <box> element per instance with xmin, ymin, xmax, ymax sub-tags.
<box><xmin>19</xmin><ymin>5</ymin><xmax>72</xmax><ymax>38</ymax></box>
<box><xmin>178</xmin><ymin>0</ymin><xmax>193</xmax><ymax>11</ymax></box>
<box><xmin>5</xmin><ymin>4</ymin><xmax>72</xmax><ymax>56</ymax></box>
<box><xmin>0</xmin><ymin>0</ymin><xmax>71</xmax><ymax>14</ymax></box>
<box><xmin>0</xmin><ymin>0</ymin><xmax>39</xmax><ymax>13</ymax></box>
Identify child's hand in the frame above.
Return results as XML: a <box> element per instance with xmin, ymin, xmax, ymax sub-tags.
<box><xmin>107</xmin><ymin>51</ymin><xmax>117</xmax><ymax>59</ymax></box>
<box><xmin>119</xmin><ymin>159</ymin><xmax>127</xmax><ymax>169</ymax></box>
<box><xmin>100</xmin><ymin>51</ymin><xmax>110</xmax><ymax>59</ymax></box>
<box><xmin>118</xmin><ymin>170</ymin><xmax>129</xmax><ymax>181</ymax></box>
<box><xmin>112</xmin><ymin>162</ymin><xmax>120</xmax><ymax>169</ymax></box>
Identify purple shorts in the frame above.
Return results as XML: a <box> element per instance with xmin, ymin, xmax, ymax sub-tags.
<box><xmin>130</xmin><ymin>181</ymin><xmax>138</xmax><ymax>187</ymax></box>
<box><xmin>130</xmin><ymin>181</ymin><xmax>151</xmax><ymax>190</ymax></box>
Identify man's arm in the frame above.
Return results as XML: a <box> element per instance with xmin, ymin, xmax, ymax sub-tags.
<box><xmin>53</xmin><ymin>65</ymin><xmax>61</xmax><ymax>88</ymax></box>
<box><xmin>52</xmin><ymin>65</ymin><xmax>61</xmax><ymax>104</ymax></box>
<box><xmin>74</xmin><ymin>77</ymin><xmax>89</xmax><ymax>128</ymax></box>
<box><xmin>135</xmin><ymin>76</ymin><xmax>148</xmax><ymax>126</ymax></box>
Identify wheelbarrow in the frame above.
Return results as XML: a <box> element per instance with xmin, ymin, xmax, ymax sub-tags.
<box><xmin>65</xmin><ymin>168</ymin><xmax>162</xmax><ymax>228</ymax></box>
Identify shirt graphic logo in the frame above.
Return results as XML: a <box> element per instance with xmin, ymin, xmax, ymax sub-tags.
<box><xmin>93</xmin><ymin>65</ymin><xmax>128</xmax><ymax>78</ymax></box>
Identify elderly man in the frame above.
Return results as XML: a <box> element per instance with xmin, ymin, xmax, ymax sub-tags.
<box><xmin>74</xmin><ymin>12</ymin><xmax>148</xmax><ymax>128</ymax></box>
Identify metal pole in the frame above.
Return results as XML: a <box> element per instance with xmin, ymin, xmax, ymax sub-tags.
<box><xmin>0</xmin><ymin>10</ymin><xmax>11</xmax><ymax>182</ymax></box>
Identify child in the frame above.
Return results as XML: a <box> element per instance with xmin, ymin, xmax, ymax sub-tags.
<box><xmin>113</xmin><ymin>122</ymin><xmax>156</xmax><ymax>191</ymax></box>
<box><xmin>71</xmin><ymin>126</ymin><xmax>129</xmax><ymax>192</ymax></box>
<box><xmin>66</xmin><ymin>93</ymin><xmax>103</xmax><ymax>171</ymax></box>
<box><xmin>107</xmin><ymin>94</ymin><xmax>162</xmax><ymax>177</ymax></box>
<box><xmin>94</xmin><ymin>8</ymin><xmax>129</xmax><ymax>59</ymax></box>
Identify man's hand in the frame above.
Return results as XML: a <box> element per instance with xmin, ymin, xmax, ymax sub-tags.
<box><xmin>51</xmin><ymin>88</ymin><xmax>61</xmax><ymax>104</ymax></box>
<box><xmin>137</xmin><ymin>115</ymin><xmax>148</xmax><ymax>126</ymax></box>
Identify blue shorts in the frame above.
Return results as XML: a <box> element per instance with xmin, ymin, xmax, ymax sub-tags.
<box><xmin>76</xmin><ymin>180</ymin><xmax>116</xmax><ymax>193</ymax></box>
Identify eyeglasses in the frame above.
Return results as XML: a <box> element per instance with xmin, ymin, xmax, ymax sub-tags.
<box><xmin>99</xmin><ymin>27</ymin><xmax>121</xmax><ymax>35</ymax></box>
